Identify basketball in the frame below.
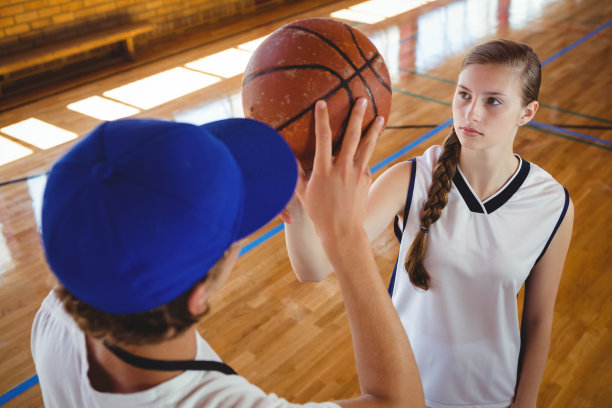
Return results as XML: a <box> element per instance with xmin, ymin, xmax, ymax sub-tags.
<box><xmin>241</xmin><ymin>17</ymin><xmax>392</xmax><ymax>169</ymax></box>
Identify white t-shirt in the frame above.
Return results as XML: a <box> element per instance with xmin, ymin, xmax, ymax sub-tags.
<box><xmin>390</xmin><ymin>146</ymin><xmax>569</xmax><ymax>408</ymax></box>
<box><xmin>31</xmin><ymin>290</ymin><xmax>341</xmax><ymax>408</ymax></box>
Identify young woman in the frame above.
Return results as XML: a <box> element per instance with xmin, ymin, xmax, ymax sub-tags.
<box><xmin>283</xmin><ymin>39</ymin><xmax>574</xmax><ymax>407</ymax></box>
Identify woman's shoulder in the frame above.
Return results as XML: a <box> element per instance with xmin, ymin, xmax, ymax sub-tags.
<box><xmin>523</xmin><ymin>158</ymin><xmax>567</xmax><ymax>194</ymax></box>
<box><xmin>410</xmin><ymin>144</ymin><xmax>443</xmax><ymax>176</ymax></box>
<box><xmin>373</xmin><ymin>144</ymin><xmax>444</xmax><ymax>194</ymax></box>
<box><xmin>421</xmin><ymin>144</ymin><xmax>444</xmax><ymax>160</ymax></box>
<box><xmin>516</xmin><ymin>158</ymin><xmax>569</xmax><ymax>212</ymax></box>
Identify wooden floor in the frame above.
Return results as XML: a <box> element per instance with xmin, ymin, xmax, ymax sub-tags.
<box><xmin>1</xmin><ymin>0</ymin><xmax>611</xmax><ymax>406</ymax></box>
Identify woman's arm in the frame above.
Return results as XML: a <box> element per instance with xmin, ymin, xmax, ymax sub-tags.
<box><xmin>283</xmin><ymin>154</ymin><xmax>412</xmax><ymax>282</ymax></box>
<box><xmin>513</xmin><ymin>199</ymin><xmax>574</xmax><ymax>407</ymax></box>
<box><xmin>283</xmin><ymin>197</ymin><xmax>334</xmax><ymax>282</ymax></box>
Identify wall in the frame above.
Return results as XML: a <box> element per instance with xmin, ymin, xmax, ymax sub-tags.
<box><xmin>0</xmin><ymin>0</ymin><xmax>286</xmax><ymax>57</ymax></box>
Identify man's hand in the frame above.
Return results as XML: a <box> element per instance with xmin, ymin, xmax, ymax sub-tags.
<box><xmin>296</xmin><ymin>98</ymin><xmax>384</xmax><ymax>241</ymax></box>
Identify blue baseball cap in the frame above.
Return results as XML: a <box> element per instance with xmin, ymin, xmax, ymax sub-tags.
<box><xmin>41</xmin><ymin>118</ymin><xmax>297</xmax><ymax>314</ymax></box>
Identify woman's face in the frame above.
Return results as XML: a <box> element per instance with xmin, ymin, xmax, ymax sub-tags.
<box><xmin>452</xmin><ymin>63</ymin><xmax>536</xmax><ymax>153</ymax></box>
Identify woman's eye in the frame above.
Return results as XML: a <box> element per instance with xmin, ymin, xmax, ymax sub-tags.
<box><xmin>458</xmin><ymin>91</ymin><xmax>470</xmax><ymax>99</ymax></box>
<box><xmin>488</xmin><ymin>97</ymin><xmax>501</xmax><ymax>105</ymax></box>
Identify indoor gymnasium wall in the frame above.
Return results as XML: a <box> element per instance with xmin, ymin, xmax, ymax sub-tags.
<box><xmin>0</xmin><ymin>0</ymin><xmax>307</xmax><ymax>58</ymax></box>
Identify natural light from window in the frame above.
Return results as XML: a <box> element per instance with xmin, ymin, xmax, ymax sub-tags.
<box><xmin>1</xmin><ymin>118</ymin><xmax>77</xmax><ymax>149</ymax></box>
<box><xmin>186</xmin><ymin>48</ymin><xmax>254</xmax><ymax>78</ymax></box>
<box><xmin>0</xmin><ymin>222</ymin><xmax>13</xmax><ymax>276</ymax></box>
<box><xmin>0</xmin><ymin>136</ymin><xmax>33</xmax><ymax>166</ymax></box>
<box><xmin>67</xmin><ymin>96</ymin><xmax>141</xmax><ymax>121</ymax></box>
<box><xmin>237</xmin><ymin>36</ymin><xmax>267</xmax><ymax>52</ymax></box>
<box><xmin>331</xmin><ymin>9</ymin><xmax>386</xmax><ymax>24</ymax></box>
<box><xmin>103</xmin><ymin>67</ymin><xmax>221</xmax><ymax>110</ymax></box>
<box><xmin>332</xmin><ymin>0</ymin><xmax>434</xmax><ymax>23</ymax></box>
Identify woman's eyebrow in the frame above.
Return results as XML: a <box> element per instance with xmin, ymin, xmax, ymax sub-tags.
<box><xmin>458</xmin><ymin>84</ymin><xmax>506</xmax><ymax>96</ymax></box>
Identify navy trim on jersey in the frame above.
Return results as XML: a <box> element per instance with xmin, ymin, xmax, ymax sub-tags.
<box><xmin>404</xmin><ymin>159</ymin><xmax>417</xmax><ymax>233</ymax></box>
<box><xmin>392</xmin><ymin>219</ymin><xmax>402</xmax><ymax>241</ymax></box>
<box><xmin>388</xmin><ymin>264</ymin><xmax>398</xmax><ymax>297</ymax></box>
<box><xmin>533</xmin><ymin>187</ymin><xmax>570</xmax><ymax>266</ymax></box>
<box><xmin>390</xmin><ymin>158</ymin><xmax>417</xmax><ymax>297</ymax></box>
<box><xmin>393</xmin><ymin>158</ymin><xmax>417</xmax><ymax>242</ymax></box>
<box><xmin>453</xmin><ymin>171</ymin><xmax>484</xmax><ymax>213</ymax></box>
<box><xmin>453</xmin><ymin>157</ymin><xmax>531</xmax><ymax>214</ymax></box>
<box><xmin>484</xmin><ymin>159</ymin><xmax>530</xmax><ymax>213</ymax></box>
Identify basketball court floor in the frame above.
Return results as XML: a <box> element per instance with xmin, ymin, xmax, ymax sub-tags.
<box><xmin>0</xmin><ymin>0</ymin><xmax>610</xmax><ymax>406</ymax></box>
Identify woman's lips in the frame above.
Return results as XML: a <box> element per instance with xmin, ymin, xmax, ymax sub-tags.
<box><xmin>459</xmin><ymin>127</ymin><xmax>482</xmax><ymax>137</ymax></box>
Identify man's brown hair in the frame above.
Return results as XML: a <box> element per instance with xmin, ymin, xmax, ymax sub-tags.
<box><xmin>57</xmin><ymin>257</ymin><xmax>227</xmax><ymax>345</ymax></box>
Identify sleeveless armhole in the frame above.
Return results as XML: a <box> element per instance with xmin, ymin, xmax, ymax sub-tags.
<box><xmin>389</xmin><ymin>158</ymin><xmax>417</xmax><ymax>297</ymax></box>
<box><xmin>532</xmin><ymin>187</ymin><xmax>570</xmax><ymax>267</ymax></box>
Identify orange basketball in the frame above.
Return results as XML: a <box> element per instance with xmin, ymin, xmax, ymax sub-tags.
<box><xmin>242</xmin><ymin>17</ymin><xmax>392</xmax><ymax>170</ymax></box>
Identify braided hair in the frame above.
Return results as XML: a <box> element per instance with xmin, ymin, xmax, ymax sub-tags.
<box><xmin>403</xmin><ymin>39</ymin><xmax>541</xmax><ymax>290</ymax></box>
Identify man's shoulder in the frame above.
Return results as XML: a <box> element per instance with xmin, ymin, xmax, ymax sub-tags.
<box><xmin>32</xmin><ymin>289</ymin><xmax>77</xmax><ymax>340</ymax></box>
<box><xmin>92</xmin><ymin>367</ymin><xmax>341</xmax><ymax>408</ymax></box>
<box><xmin>31</xmin><ymin>289</ymin><xmax>96</xmax><ymax>407</ymax></box>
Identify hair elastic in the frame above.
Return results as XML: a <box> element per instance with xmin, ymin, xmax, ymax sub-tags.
<box><xmin>420</xmin><ymin>226</ymin><xmax>430</xmax><ymax>234</ymax></box>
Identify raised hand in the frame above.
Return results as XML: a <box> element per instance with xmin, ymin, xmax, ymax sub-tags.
<box><xmin>296</xmin><ymin>98</ymin><xmax>384</xmax><ymax>243</ymax></box>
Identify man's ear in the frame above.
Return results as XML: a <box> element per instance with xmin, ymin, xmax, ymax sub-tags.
<box><xmin>518</xmin><ymin>100</ymin><xmax>539</xmax><ymax>126</ymax></box>
<box><xmin>187</xmin><ymin>282</ymin><xmax>209</xmax><ymax>316</ymax></box>
<box><xmin>186</xmin><ymin>241</ymin><xmax>244</xmax><ymax>316</ymax></box>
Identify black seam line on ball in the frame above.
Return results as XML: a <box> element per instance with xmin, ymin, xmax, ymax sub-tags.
<box><xmin>285</xmin><ymin>25</ymin><xmax>359</xmax><ymax>67</ymax></box>
<box><xmin>344</xmin><ymin>25</ymin><xmax>391</xmax><ymax>93</ymax></box>
<box><xmin>286</xmin><ymin>25</ymin><xmax>376</xmax><ymax>86</ymax></box>
<box><xmin>344</xmin><ymin>24</ymin><xmax>391</xmax><ymax>117</ymax></box>
<box><xmin>276</xmin><ymin>53</ymin><xmax>379</xmax><ymax>133</ymax></box>
<box><xmin>242</xmin><ymin>64</ymin><xmax>353</xmax><ymax>130</ymax></box>
<box><xmin>242</xmin><ymin>64</ymin><xmax>348</xmax><ymax>87</ymax></box>
<box><xmin>285</xmin><ymin>24</ymin><xmax>391</xmax><ymax>118</ymax></box>
<box><xmin>345</xmin><ymin>27</ymin><xmax>376</xmax><ymax>117</ymax></box>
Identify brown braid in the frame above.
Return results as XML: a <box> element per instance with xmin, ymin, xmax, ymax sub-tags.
<box><xmin>404</xmin><ymin>128</ymin><xmax>461</xmax><ymax>290</ymax></box>
<box><xmin>402</xmin><ymin>40</ymin><xmax>541</xmax><ymax>290</ymax></box>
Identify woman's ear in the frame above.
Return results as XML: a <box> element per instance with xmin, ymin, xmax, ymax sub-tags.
<box><xmin>518</xmin><ymin>100</ymin><xmax>539</xmax><ymax>126</ymax></box>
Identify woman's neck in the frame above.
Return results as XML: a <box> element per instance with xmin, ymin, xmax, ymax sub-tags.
<box><xmin>86</xmin><ymin>327</ymin><xmax>198</xmax><ymax>393</ymax></box>
<box><xmin>458</xmin><ymin>147</ymin><xmax>519</xmax><ymax>201</ymax></box>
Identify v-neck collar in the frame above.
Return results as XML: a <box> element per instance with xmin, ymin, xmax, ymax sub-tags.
<box><xmin>452</xmin><ymin>156</ymin><xmax>530</xmax><ymax>214</ymax></box>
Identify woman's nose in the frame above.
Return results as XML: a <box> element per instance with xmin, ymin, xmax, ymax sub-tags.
<box><xmin>465</xmin><ymin>100</ymin><xmax>481</xmax><ymax>122</ymax></box>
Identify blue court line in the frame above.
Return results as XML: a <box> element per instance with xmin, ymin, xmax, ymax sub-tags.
<box><xmin>0</xmin><ymin>172</ymin><xmax>48</xmax><ymax>188</ymax></box>
<box><xmin>399</xmin><ymin>68</ymin><xmax>457</xmax><ymax>85</ymax></box>
<box><xmin>240</xmin><ymin>223</ymin><xmax>286</xmax><ymax>256</ymax></box>
<box><xmin>0</xmin><ymin>119</ymin><xmax>449</xmax><ymax>408</ymax></box>
<box><xmin>399</xmin><ymin>69</ymin><xmax>612</xmax><ymax>126</ymax></box>
<box><xmin>530</xmin><ymin>121</ymin><xmax>612</xmax><ymax>147</ymax></box>
<box><xmin>234</xmin><ymin>16</ymin><xmax>612</xmax><ymax>276</ymax></box>
<box><xmin>0</xmin><ymin>376</ymin><xmax>38</xmax><ymax>405</ymax></box>
<box><xmin>371</xmin><ymin>118</ymin><xmax>453</xmax><ymax>173</ymax></box>
<box><xmin>547</xmin><ymin>14</ymin><xmax>603</xmax><ymax>27</ymax></box>
<box><xmin>392</xmin><ymin>87</ymin><xmax>451</xmax><ymax>106</ymax></box>
<box><xmin>239</xmin><ymin>118</ymin><xmax>452</xmax><ymax>256</ymax></box>
<box><xmin>3</xmin><ymin>13</ymin><xmax>609</xmax><ymax>408</ymax></box>
<box><xmin>541</xmin><ymin>19</ymin><xmax>612</xmax><ymax>66</ymax></box>
<box><xmin>400</xmin><ymin>33</ymin><xmax>418</xmax><ymax>43</ymax></box>
<box><xmin>539</xmin><ymin>104</ymin><xmax>612</xmax><ymax>125</ymax></box>
<box><xmin>525</xmin><ymin>123</ymin><xmax>612</xmax><ymax>152</ymax></box>
<box><xmin>394</xmin><ymin>85</ymin><xmax>611</xmax><ymax>150</ymax></box>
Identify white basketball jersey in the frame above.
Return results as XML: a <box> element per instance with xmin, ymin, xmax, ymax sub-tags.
<box><xmin>390</xmin><ymin>145</ymin><xmax>569</xmax><ymax>408</ymax></box>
